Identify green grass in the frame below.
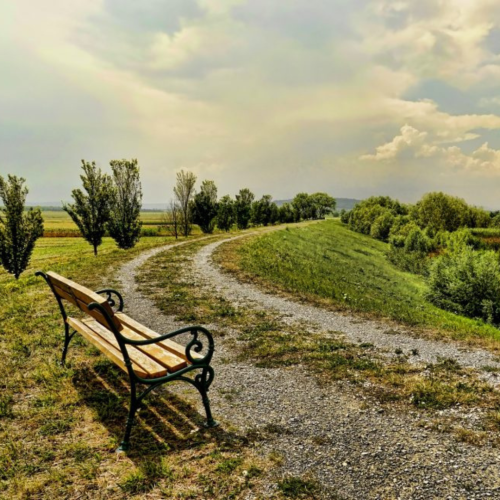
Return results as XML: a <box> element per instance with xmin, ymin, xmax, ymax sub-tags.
<box><xmin>0</xmin><ymin>235</ymin><xmax>274</xmax><ymax>499</ymax></box>
<box><xmin>224</xmin><ymin>220</ymin><xmax>500</xmax><ymax>347</ymax></box>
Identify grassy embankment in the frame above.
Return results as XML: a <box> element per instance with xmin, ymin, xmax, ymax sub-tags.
<box><xmin>218</xmin><ymin>219</ymin><xmax>500</xmax><ymax>349</ymax></box>
<box><xmin>0</xmin><ymin>235</ymin><xmax>275</xmax><ymax>500</ymax></box>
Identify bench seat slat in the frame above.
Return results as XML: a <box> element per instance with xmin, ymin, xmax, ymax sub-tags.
<box><xmin>119</xmin><ymin>325</ymin><xmax>187</xmax><ymax>372</ymax></box>
<box><xmin>67</xmin><ymin>317</ymin><xmax>150</xmax><ymax>378</ymax></box>
<box><xmin>80</xmin><ymin>318</ymin><xmax>168</xmax><ymax>379</ymax></box>
<box><xmin>115</xmin><ymin>313</ymin><xmax>202</xmax><ymax>362</ymax></box>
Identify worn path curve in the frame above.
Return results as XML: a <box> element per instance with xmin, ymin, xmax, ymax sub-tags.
<box><xmin>195</xmin><ymin>233</ymin><xmax>500</xmax><ymax>373</ymax></box>
<box><xmin>115</xmin><ymin>233</ymin><xmax>500</xmax><ymax>499</ymax></box>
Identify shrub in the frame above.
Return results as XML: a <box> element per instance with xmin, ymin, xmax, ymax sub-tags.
<box><xmin>426</xmin><ymin>248</ymin><xmax>500</xmax><ymax>324</ymax></box>
<box><xmin>491</xmin><ymin>213</ymin><xmax>500</xmax><ymax>228</ymax></box>
<box><xmin>443</xmin><ymin>228</ymin><xmax>483</xmax><ymax>253</ymax></box>
<box><xmin>370</xmin><ymin>212</ymin><xmax>395</xmax><ymax>242</ymax></box>
<box><xmin>388</xmin><ymin>225</ymin><xmax>433</xmax><ymax>275</ymax></box>
<box><xmin>340</xmin><ymin>209</ymin><xmax>350</xmax><ymax>224</ymax></box>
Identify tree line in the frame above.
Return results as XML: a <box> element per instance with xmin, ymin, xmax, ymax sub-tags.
<box><xmin>341</xmin><ymin>192</ymin><xmax>500</xmax><ymax>326</ymax></box>
<box><xmin>164</xmin><ymin>169</ymin><xmax>336</xmax><ymax>238</ymax></box>
<box><xmin>0</xmin><ymin>163</ymin><xmax>336</xmax><ymax>279</ymax></box>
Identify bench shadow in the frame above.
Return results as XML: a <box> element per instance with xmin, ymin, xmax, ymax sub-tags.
<box><xmin>72</xmin><ymin>360</ymin><xmax>246</xmax><ymax>464</ymax></box>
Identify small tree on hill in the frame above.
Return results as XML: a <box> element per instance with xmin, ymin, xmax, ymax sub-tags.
<box><xmin>0</xmin><ymin>175</ymin><xmax>44</xmax><ymax>279</ymax></box>
<box><xmin>173</xmin><ymin>170</ymin><xmax>196</xmax><ymax>237</ymax></box>
<box><xmin>310</xmin><ymin>192</ymin><xmax>336</xmax><ymax>219</ymax></box>
<box><xmin>161</xmin><ymin>200</ymin><xmax>181</xmax><ymax>239</ymax></box>
<box><xmin>235</xmin><ymin>188</ymin><xmax>255</xmax><ymax>229</ymax></box>
<box><xmin>107</xmin><ymin>159</ymin><xmax>143</xmax><ymax>249</ymax></box>
<box><xmin>217</xmin><ymin>195</ymin><xmax>235</xmax><ymax>232</ymax></box>
<box><xmin>191</xmin><ymin>180</ymin><xmax>218</xmax><ymax>234</ymax></box>
<box><xmin>292</xmin><ymin>193</ymin><xmax>314</xmax><ymax>220</ymax></box>
<box><xmin>64</xmin><ymin>160</ymin><xmax>112</xmax><ymax>256</ymax></box>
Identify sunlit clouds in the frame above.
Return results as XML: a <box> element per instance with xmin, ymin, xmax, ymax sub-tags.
<box><xmin>1</xmin><ymin>0</ymin><xmax>500</xmax><ymax>206</ymax></box>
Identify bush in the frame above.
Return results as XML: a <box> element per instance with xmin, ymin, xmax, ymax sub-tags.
<box><xmin>340</xmin><ymin>209</ymin><xmax>350</xmax><ymax>224</ymax></box>
<box><xmin>370</xmin><ymin>212</ymin><xmax>395</xmax><ymax>241</ymax></box>
<box><xmin>387</xmin><ymin>225</ymin><xmax>433</xmax><ymax>275</ymax></box>
<box><xmin>348</xmin><ymin>196</ymin><xmax>408</xmax><ymax>236</ymax></box>
<box><xmin>443</xmin><ymin>228</ymin><xmax>483</xmax><ymax>253</ymax></box>
<box><xmin>426</xmin><ymin>248</ymin><xmax>500</xmax><ymax>324</ymax></box>
<box><xmin>491</xmin><ymin>214</ymin><xmax>500</xmax><ymax>228</ymax></box>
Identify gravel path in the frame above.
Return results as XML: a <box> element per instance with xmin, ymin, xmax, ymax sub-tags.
<box><xmin>116</xmin><ymin>235</ymin><xmax>500</xmax><ymax>500</ymax></box>
<box><xmin>195</xmin><ymin>234</ymin><xmax>500</xmax><ymax>373</ymax></box>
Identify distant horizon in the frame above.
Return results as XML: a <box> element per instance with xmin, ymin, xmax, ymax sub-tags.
<box><xmin>23</xmin><ymin>195</ymin><xmax>499</xmax><ymax>212</ymax></box>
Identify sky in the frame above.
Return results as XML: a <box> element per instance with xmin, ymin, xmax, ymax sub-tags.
<box><xmin>1</xmin><ymin>0</ymin><xmax>500</xmax><ymax>207</ymax></box>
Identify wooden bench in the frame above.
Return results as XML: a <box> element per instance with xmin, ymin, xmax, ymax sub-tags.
<box><xmin>36</xmin><ymin>270</ymin><xmax>217</xmax><ymax>451</ymax></box>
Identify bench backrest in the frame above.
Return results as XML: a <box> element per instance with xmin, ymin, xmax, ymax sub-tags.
<box><xmin>46</xmin><ymin>272</ymin><xmax>122</xmax><ymax>332</ymax></box>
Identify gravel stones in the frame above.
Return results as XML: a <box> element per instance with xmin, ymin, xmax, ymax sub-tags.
<box><xmin>116</xmin><ymin>236</ymin><xmax>500</xmax><ymax>499</ymax></box>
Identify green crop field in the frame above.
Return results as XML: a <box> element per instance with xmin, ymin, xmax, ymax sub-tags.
<box><xmin>39</xmin><ymin>211</ymin><xmax>200</xmax><ymax>238</ymax></box>
<box><xmin>223</xmin><ymin>220</ymin><xmax>500</xmax><ymax>346</ymax></box>
<box><xmin>41</xmin><ymin>210</ymin><xmax>167</xmax><ymax>230</ymax></box>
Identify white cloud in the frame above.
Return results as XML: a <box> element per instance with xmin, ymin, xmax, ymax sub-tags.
<box><xmin>361</xmin><ymin>124</ymin><xmax>500</xmax><ymax>174</ymax></box>
<box><xmin>361</xmin><ymin>125</ymin><xmax>427</xmax><ymax>160</ymax></box>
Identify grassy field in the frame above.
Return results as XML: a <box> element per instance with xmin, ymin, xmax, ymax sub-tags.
<box><xmin>41</xmin><ymin>210</ymin><xmax>166</xmax><ymax>230</ymax></box>
<box><xmin>0</xmin><ymin>235</ymin><xmax>278</xmax><ymax>499</ymax></box>
<box><xmin>40</xmin><ymin>210</ymin><xmax>175</xmax><ymax>237</ymax></box>
<box><xmin>217</xmin><ymin>220</ymin><xmax>500</xmax><ymax>348</ymax></box>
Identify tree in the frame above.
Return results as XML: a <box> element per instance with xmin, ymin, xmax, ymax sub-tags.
<box><xmin>161</xmin><ymin>200</ymin><xmax>181</xmax><ymax>239</ymax></box>
<box><xmin>309</xmin><ymin>192</ymin><xmax>336</xmax><ymax>219</ymax></box>
<box><xmin>410</xmin><ymin>192</ymin><xmax>478</xmax><ymax>233</ymax></box>
<box><xmin>173</xmin><ymin>170</ymin><xmax>197</xmax><ymax>237</ymax></box>
<box><xmin>278</xmin><ymin>202</ymin><xmax>295</xmax><ymax>223</ymax></box>
<box><xmin>348</xmin><ymin>196</ymin><xmax>408</xmax><ymax>235</ymax></box>
<box><xmin>217</xmin><ymin>195</ymin><xmax>235</xmax><ymax>232</ymax></box>
<box><xmin>64</xmin><ymin>160</ymin><xmax>112</xmax><ymax>256</ymax></box>
<box><xmin>292</xmin><ymin>193</ymin><xmax>314</xmax><ymax>220</ymax></box>
<box><xmin>251</xmin><ymin>195</ymin><xmax>277</xmax><ymax>226</ymax></box>
<box><xmin>107</xmin><ymin>159</ymin><xmax>143</xmax><ymax>249</ymax></box>
<box><xmin>0</xmin><ymin>175</ymin><xmax>44</xmax><ymax>279</ymax></box>
<box><xmin>191</xmin><ymin>180</ymin><xmax>218</xmax><ymax>234</ymax></box>
<box><xmin>234</xmin><ymin>188</ymin><xmax>254</xmax><ymax>229</ymax></box>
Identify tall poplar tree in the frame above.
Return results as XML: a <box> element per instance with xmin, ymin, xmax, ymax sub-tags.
<box><xmin>191</xmin><ymin>180</ymin><xmax>218</xmax><ymax>233</ymax></box>
<box><xmin>0</xmin><ymin>175</ymin><xmax>44</xmax><ymax>279</ymax></box>
<box><xmin>173</xmin><ymin>170</ymin><xmax>197</xmax><ymax>237</ymax></box>
<box><xmin>64</xmin><ymin>160</ymin><xmax>112</xmax><ymax>256</ymax></box>
<box><xmin>107</xmin><ymin>159</ymin><xmax>143</xmax><ymax>249</ymax></box>
<box><xmin>234</xmin><ymin>188</ymin><xmax>254</xmax><ymax>229</ymax></box>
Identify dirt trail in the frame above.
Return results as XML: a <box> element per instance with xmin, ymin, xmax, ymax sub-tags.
<box><xmin>195</xmin><ymin>234</ymin><xmax>500</xmax><ymax>374</ymax></box>
<box><xmin>116</xmin><ymin>234</ymin><xmax>500</xmax><ymax>500</ymax></box>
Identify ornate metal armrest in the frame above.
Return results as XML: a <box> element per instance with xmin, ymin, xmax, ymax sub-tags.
<box><xmin>120</xmin><ymin>324</ymin><xmax>214</xmax><ymax>365</ymax></box>
<box><xmin>95</xmin><ymin>289</ymin><xmax>124</xmax><ymax>312</ymax></box>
